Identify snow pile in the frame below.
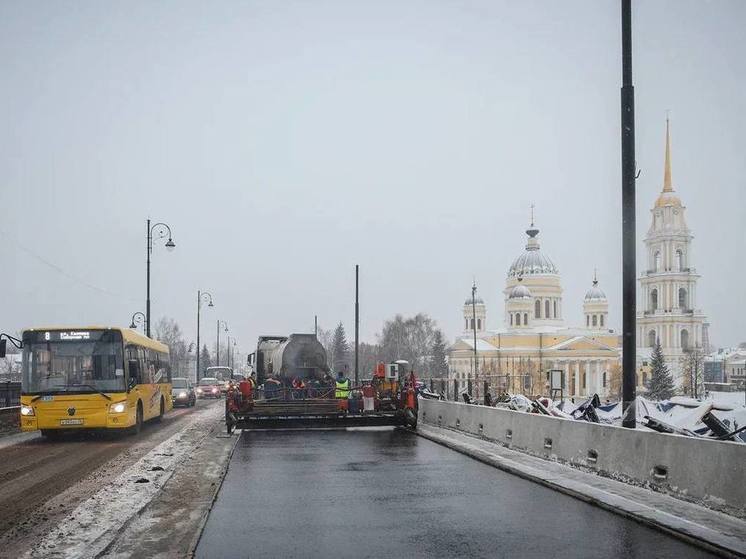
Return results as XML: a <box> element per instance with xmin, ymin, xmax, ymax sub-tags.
<box><xmin>24</xmin><ymin>405</ymin><xmax>222</xmax><ymax>559</ymax></box>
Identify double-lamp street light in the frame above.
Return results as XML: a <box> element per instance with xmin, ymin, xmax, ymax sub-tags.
<box><xmin>196</xmin><ymin>290</ymin><xmax>214</xmax><ymax>382</ymax></box>
<box><xmin>146</xmin><ymin>219</ymin><xmax>176</xmax><ymax>338</ymax></box>
<box><xmin>130</xmin><ymin>311</ymin><xmax>146</xmax><ymax>331</ymax></box>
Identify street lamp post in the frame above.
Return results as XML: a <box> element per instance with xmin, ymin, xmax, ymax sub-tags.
<box><xmin>621</xmin><ymin>0</ymin><xmax>637</xmax><ymax>428</ymax></box>
<box><xmin>146</xmin><ymin>219</ymin><xmax>176</xmax><ymax>338</ymax></box>
<box><xmin>217</xmin><ymin>320</ymin><xmax>228</xmax><ymax>367</ymax></box>
<box><xmin>196</xmin><ymin>290</ymin><xmax>214</xmax><ymax>382</ymax></box>
<box><xmin>129</xmin><ymin>312</ymin><xmax>146</xmax><ymax>331</ymax></box>
<box><xmin>471</xmin><ymin>281</ymin><xmax>479</xmax><ymax>398</ymax></box>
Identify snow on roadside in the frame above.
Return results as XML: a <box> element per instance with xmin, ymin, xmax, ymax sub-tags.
<box><xmin>24</xmin><ymin>404</ymin><xmax>222</xmax><ymax>559</ymax></box>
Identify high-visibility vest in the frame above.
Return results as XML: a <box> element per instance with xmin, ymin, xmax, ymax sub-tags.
<box><xmin>335</xmin><ymin>379</ymin><xmax>350</xmax><ymax>399</ymax></box>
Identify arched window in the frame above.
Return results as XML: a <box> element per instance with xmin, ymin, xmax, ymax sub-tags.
<box><xmin>650</xmin><ymin>289</ymin><xmax>658</xmax><ymax>311</ymax></box>
<box><xmin>465</xmin><ymin>319</ymin><xmax>468</xmax><ymax>329</ymax></box>
<box><xmin>600</xmin><ymin>315</ymin><xmax>604</xmax><ymax>327</ymax></box>
<box><xmin>654</xmin><ymin>251</ymin><xmax>661</xmax><ymax>272</ymax></box>
<box><xmin>545</xmin><ymin>300</ymin><xmax>550</xmax><ymax>318</ymax></box>
<box><xmin>470</xmin><ymin>318</ymin><xmax>475</xmax><ymax>330</ymax></box>
<box><xmin>553</xmin><ymin>300</ymin><xmax>558</xmax><ymax>318</ymax></box>
<box><xmin>681</xmin><ymin>329</ymin><xmax>690</xmax><ymax>350</ymax></box>
<box><xmin>648</xmin><ymin>330</ymin><xmax>656</xmax><ymax>348</ymax></box>
<box><xmin>516</xmin><ymin>314</ymin><xmax>521</xmax><ymax>326</ymax></box>
<box><xmin>535</xmin><ymin>300</ymin><xmax>541</xmax><ymax>318</ymax></box>
<box><xmin>510</xmin><ymin>314</ymin><xmax>513</xmax><ymax>326</ymax></box>
<box><xmin>678</xmin><ymin>288</ymin><xmax>687</xmax><ymax>310</ymax></box>
<box><xmin>592</xmin><ymin>315</ymin><xmax>598</xmax><ymax>327</ymax></box>
<box><xmin>586</xmin><ymin>315</ymin><xmax>590</xmax><ymax>327</ymax></box>
<box><xmin>676</xmin><ymin>250</ymin><xmax>684</xmax><ymax>271</ymax></box>
<box><xmin>523</xmin><ymin>313</ymin><xmax>528</xmax><ymax>325</ymax></box>
<box><xmin>477</xmin><ymin>319</ymin><xmax>482</xmax><ymax>330</ymax></box>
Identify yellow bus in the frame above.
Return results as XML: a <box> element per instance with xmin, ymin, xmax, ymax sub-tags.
<box><xmin>19</xmin><ymin>327</ymin><xmax>173</xmax><ymax>438</ymax></box>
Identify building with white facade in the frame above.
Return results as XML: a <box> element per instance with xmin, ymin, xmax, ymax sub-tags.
<box><xmin>637</xmin><ymin>119</ymin><xmax>708</xmax><ymax>384</ymax></box>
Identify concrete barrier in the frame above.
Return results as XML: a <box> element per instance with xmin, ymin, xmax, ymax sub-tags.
<box><xmin>0</xmin><ymin>406</ymin><xmax>19</xmax><ymax>432</ymax></box>
<box><xmin>419</xmin><ymin>399</ymin><xmax>746</xmax><ymax>517</ymax></box>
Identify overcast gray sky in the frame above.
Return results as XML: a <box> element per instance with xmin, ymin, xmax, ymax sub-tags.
<box><xmin>1</xmin><ymin>0</ymin><xmax>744</xmax><ymax>353</ymax></box>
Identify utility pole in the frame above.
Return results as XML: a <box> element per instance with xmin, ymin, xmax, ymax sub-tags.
<box><xmin>472</xmin><ymin>281</ymin><xmax>479</xmax><ymax>397</ymax></box>
<box><xmin>621</xmin><ymin>0</ymin><xmax>637</xmax><ymax>428</ymax></box>
<box><xmin>354</xmin><ymin>265</ymin><xmax>359</xmax><ymax>385</ymax></box>
<box><xmin>216</xmin><ymin>320</ymin><xmax>220</xmax><ymax>367</ymax></box>
<box><xmin>314</xmin><ymin>315</ymin><xmax>318</xmax><ymax>337</ymax></box>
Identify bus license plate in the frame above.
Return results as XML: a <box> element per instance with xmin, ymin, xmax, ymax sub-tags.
<box><xmin>60</xmin><ymin>419</ymin><xmax>83</xmax><ymax>426</ymax></box>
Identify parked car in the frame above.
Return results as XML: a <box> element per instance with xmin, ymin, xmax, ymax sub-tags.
<box><xmin>171</xmin><ymin>377</ymin><xmax>196</xmax><ymax>407</ymax></box>
<box><xmin>196</xmin><ymin>377</ymin><xmax>222</xmax><ymax>399</ymax></box>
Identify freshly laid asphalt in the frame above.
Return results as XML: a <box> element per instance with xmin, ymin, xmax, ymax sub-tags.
<box><xmin>196</xmin><ymin>428</ymin><xmax>716</xmax><ymax>559</ymax></box>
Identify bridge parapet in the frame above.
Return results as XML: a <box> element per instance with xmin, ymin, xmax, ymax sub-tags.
<box><xmin>419</xmin><ymin>400</ymin><xmax>746</xmax><ymax>518</ymax></box>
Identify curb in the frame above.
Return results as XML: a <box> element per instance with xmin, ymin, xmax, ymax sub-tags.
<box><xmin>187</xmin><ymin>425</ymin><xmax>241</xmax><ymax>558</ymax></box>
<box><xmin>417</xmin><ymin>425</ymin><xmax>745</xmax><ymax>559</ymax></box>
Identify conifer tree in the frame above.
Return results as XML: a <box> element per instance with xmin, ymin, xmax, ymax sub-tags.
<box><xmin>331</xmin><ymin>322</ymin><xmax>350</xmax><ymax>374</ymax></box>
<box><xmin>200</xmin><ymin>344</ymin><xmax>212</xmax><ymax>376</ymax></box>
<box><xmin>646</xmin><ymin>340</ymin><xmax>675</xmax><ymax>400</ymax></box>
<box><xmin>431</xmin><ymin>329</ymin><xmax>449</xmax><ymax>377</ymax></box>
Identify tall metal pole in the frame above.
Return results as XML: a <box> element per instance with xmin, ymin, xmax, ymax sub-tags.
<box><xmin>472</xmin><ymin>282</ymin><xmax>478</xmax><ymax>397</ymax></box>
<box><xmin>354</xmin><ymin>265</ymin><xmax>359</xmax><ymax>385</ymax></box>
<box><xmin>146</xmin><ymin>219</ymin><xmax>151</xmax><ymax>338</ymax></box>
<box><xmin>196</xmin><ymin>290</ymin><xmax>201</xmax><ymax>382</ymax></box>
<box><xmin>216</xmin><ymin>320</ymin><xmax>220</xmax><ymax>367</ymax></box>
<box><xmin>621</xmin><ymin>0</ymin><xmax>637</xmax><ymax>428</ymax></box>
<box><xmin>314</xmin><ymin>315</ymin><xmax>318</xmax><ymax>337</ymax></box>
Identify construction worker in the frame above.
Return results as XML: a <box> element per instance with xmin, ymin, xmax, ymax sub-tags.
<box><xmin>335</xmin><ymin>371</ymin><xmax>350</xmax><ymax>411</ymax></box>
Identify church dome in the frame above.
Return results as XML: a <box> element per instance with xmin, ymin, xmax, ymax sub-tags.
<box><xmin>509</xmin><ymin>284</ymin><xmax>532</xmax><ymax>299</ymax></box>
<box><xmin>584</xmin><ymin>281</ymin><xmax>607</xmax><ymax>301</ymax></box>
<box><xmin>464</xmin><ymin>296</ymin><xmax>484</xmax><ymax>305</ymax></box>
<box><xmin>508</xmin><ymin>225</ymin><xmax>558</xmax><ymax>277</ymax></box>
<box><xmin>654</xmin><ymin>192</ymin><xmax>682</xmax><ymax>208</ymax></box>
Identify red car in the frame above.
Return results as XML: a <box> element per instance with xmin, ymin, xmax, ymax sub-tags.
<box><xmin>196</xmin><ymin>377</ymin><xmax>222</xmax><ymax>399</ymax></box>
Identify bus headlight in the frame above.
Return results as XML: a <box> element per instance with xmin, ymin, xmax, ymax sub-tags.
<box><xmin>110</xmin><ymin>402</ymin><xmax>127</xmax><ymax>414</ymax></box>
<box><xmin>20</xmin><ymin>405</ymin><xmax>34</xmax><ymax>416</ymax></box>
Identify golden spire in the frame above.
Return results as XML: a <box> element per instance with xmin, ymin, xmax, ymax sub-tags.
<box><xmin>663</xmin><ymin>117</ymin><xmax>673</xmax><ymax>192</ymax></box>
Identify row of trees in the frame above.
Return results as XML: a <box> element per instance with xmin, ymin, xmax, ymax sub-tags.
<box><xmin>316</xmin><ymin>313</ymin><xmax>449</xmax><ymax>378</ymax></box>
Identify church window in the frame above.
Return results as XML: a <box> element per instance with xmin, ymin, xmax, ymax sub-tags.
<box><xmin>676</xmin><ymin>250</ymin><xmax>684</xmax><ymax>271</ymax></box>
<box><xmin>602</xmin><ymin>371</ymin><xmax>607</xmax><ymax>388</ymax></box>
<box><xmin>465</xmin><ymin>319</ymin><xmax>468</xmax><ymax>329</ymax></box>
<box><xmin>681</xmin><ymin>329</ymin><xmax>690</xmax><ymax>351</ymax></box>
<box><xmin>535</xmin><ymin>300</ymin><xmax>541</xmax><ymax>318</ymax></box>
<box><xmin>650</xmin><ymin>289</ymin><xmax>658</xmax><ymax>311</ymax></box>
<box><xmin>523</xmin><ymin>313</ymin><xmax>528</xmax><ymax>325</ymax></box>
<box><xmin>600</xmin><ymin>315</ymin><xmax>604</xmax><ymax>327</ymax></box>
<box><xmin>510</xmin><ymin>314</ymin><xmax>513</xmax><ymax>326</ymax></box>
<box><xmin>582</xmin><ymin>372</ymin><xmax>587</xmax><ymax>390</ymax></box>
<box><xmin>648</xmin><ymin>330</ymin><xmax>656</xmax><ymax>348</ymax></box>
<box><xmin>477</xmin><ymin>319</ymin><xmax>482</xmax><ymax>330</ymax></box>
<box><xmin>470</xmin><ymin>318</ymin><xmax>475</xmax><ymax>330</ymax></box>
<box><xmin>516</xmin><ymin>314</ymin><xmax>521</xmax><ymax>326</ymax></box>
<box><xmin>553</xmin><ymin>300</ymin><xmax>558</xmax><ymax>318</ymax></box>
<box><xmin>586</xmin><ymin>315</ymin><xmax>590</xmax><ymax>327</ymax></box>
<box><xmin>678</xmin><ymin>288</ymin><xmax>687</xmax><ymax>310</ymax></box>
<box><xmin>654</xmin><ymin>251</ymin><xmax>661</xmax><ymax>272</ymax></box>
<box><xmin>592</xmin><ymin>315</ymin><xmax>597</xmax><ymax>327</ymax></box>
<box><xmin>545</xmin><ymin>300</ymin><xmax>550</xmax><ymax>318</ymax></box>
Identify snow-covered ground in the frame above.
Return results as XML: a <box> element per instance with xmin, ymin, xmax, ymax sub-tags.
<box><xmin>24</xmin><ymin>404</ymin><xmax>222</xmax><ymax>559</ymax></box>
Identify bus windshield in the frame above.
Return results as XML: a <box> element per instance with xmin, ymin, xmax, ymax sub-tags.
<box><xmin>22</xmin><ymin>330</ymin><xmax>125</xmax><ymax>394</ymax></box>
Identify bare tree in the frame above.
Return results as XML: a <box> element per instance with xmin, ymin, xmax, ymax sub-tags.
<box><xmin>154</xmin><ymin>317</ymin><xmax>188</xmax><ymax>377</ymax></box>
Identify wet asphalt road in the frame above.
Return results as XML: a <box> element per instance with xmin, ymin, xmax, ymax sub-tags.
<box><xmin>197</xmin><ymin>428</ymin><xmax>715</xmax><ymax>559</ymax></box>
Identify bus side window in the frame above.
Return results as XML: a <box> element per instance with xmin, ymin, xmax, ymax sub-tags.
<box><xmin>126</xmin><ymin>345</ymin><xmax>141</xmax><ymax>386</ymax></box>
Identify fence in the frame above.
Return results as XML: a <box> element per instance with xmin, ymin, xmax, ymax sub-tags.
<box><xmin>419</xmin><ymin>375</ymin><xmax>537</xmax><ymax>402</ymax></box>
<box><xmin>0</xmin><ymin>382</ymin><xmax>21</xmax><ymax>408</ymax></box>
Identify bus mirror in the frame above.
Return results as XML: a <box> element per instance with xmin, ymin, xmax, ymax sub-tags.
<box><xmin>128</xmin><ymin>360</ymin><xmax>140</xmax><ymax>386</ymax></box>
<box><xmin>0</xmin><ymin>339</ymin><xmax>6</xmax><ymax>359</ymax></box>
